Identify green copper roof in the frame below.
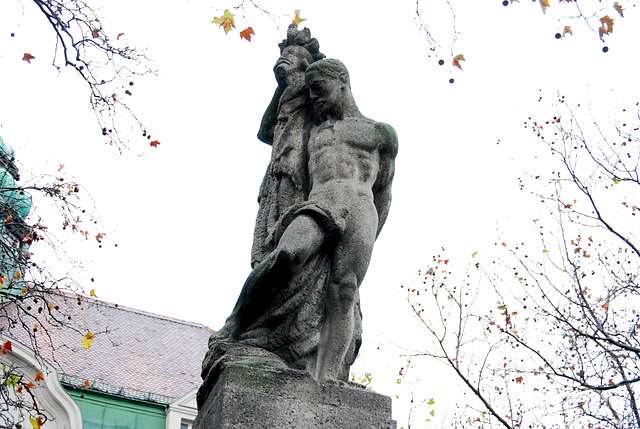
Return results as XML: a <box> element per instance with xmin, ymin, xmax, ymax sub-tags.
<box><xmin>0</xmin><ymin>136</ymin><xmax>31</xmax><ymax>220</ymax></box>
<box><xmin>65</xmin><ymin>388</ymin><xmax>166</xmax><ymax>429</ymax></box>
<box><xmin>0</xmin><ymin>136</ymin><xmax>15</xmax><ymax>160</ymax></box>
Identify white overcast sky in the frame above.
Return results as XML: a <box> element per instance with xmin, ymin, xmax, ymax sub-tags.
<box><xmin>1</xmin><ymin>0</ymin><xmax>639</xmax><ymax>423</ymax></box>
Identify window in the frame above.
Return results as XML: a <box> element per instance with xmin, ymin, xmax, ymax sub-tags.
<box><xmin>180</xmin><ymin>421</ymin><xmax>193</xmax><ymax>429</ymax></box>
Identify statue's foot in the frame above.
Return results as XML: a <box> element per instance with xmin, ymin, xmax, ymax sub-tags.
<box><xmin>315</xmin><ymin>376</ymin><xmax>348</xmax><ymax>388</ymax></box>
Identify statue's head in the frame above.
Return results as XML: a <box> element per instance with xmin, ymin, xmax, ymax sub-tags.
<box><xmin>305</xmin><ymin>59</ymin><xmax>356</xmax><ymax>119</ymax></box>
<box><xmin>275</xmin><ymin>45</ymin><xmax>314</xmax><ymax>80</ymax></box>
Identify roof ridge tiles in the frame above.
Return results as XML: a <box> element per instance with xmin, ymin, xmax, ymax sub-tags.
<box><xmin>55</xmin><ymin>290</ymin><xmax>214</xmax><ymax>331</ymax></box>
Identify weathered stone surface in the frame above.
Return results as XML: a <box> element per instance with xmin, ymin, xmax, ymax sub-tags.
<box><xmin>202</xmin><ymin>25</ymin><xmax>398</xmax><ymax>388</ymax></box>
<box><xmin>194</xmin><ymin>346</ymin><xmax>396</xmax><ymax>429</ymax></box>
<box><xmin>197</xmin><ymin>23</ymin><xmax>398</xmax><ymax>429</ymax></box>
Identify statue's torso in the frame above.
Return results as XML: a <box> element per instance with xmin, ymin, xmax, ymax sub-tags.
<box><xmin>307</xmin><ymin>117</ymin><xmax>381</xmax><ymax>218</ymax></box>
<box><xmin>308</xmin><ymin>117</ymin><xmax>381</xmax><ymax>188</ymax></box>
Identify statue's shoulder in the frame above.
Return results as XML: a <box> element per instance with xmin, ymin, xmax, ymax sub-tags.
<box><xmin>374</xmin><ymin>122</ymin><xmax>398</xmax><ymax>155</ymax></box>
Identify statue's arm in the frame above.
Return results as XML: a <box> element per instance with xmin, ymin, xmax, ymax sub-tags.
<box><xmin>373</xmin><ymin>122</ymin><xmax>398</xmax><ymax>237</ymax></box>
<box><xmin>257</xmin><ymin>85</ymin><xmax>285</xmax><ymax>145</ymax></box>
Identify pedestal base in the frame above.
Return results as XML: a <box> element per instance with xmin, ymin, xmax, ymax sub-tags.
<box><xmin>194</xmin><ymin>360</ymin><xmax>396</xmax><ymax>429</ymax></box>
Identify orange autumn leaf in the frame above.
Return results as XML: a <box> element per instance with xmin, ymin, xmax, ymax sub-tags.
<box><xmin>562</xmin><ymin>26</ymin><xmax>573</xmax><ymax>37</ymax></box>
<box><xmin>240</xmin><ymin>27</ymin><xmax>255</xmax><ymax>42</ymax></box>
<box><xmin>95</xmin><ymin>233</ymin><xmax>106</xmax><ymax>243</ymax></box>
<box><xmin>602</xmin><ymin>302</ymin><xmax>610</xmax><ymax>311</ymax></box>
<box><xmin>515</xmin><ymin>376</ymin><xmax>524</xmax><ymax>383</ymax></box>
<box><xmin>1</xmin><ymin>340</ymin><xmax>12</xmax><ymax>355</ymax></box>
<box><xmin>614</xmin><ymin>2</ymin><xmax>624</xmax><ymax>17</ymax></box>
<box><xmin>35</xmin><ymin>372</ymin><xmax>44</xmax><ymax>382</ymax></box>
<box><xmin>150</xmin><ymin>140</ymin><xmax>160</xmax><ymax>148</ymax></box>
<box><xmin>22</xmin><ymin>53</ymin><xmax>35</xmax><ymax>63</ymax></box>
<box><xmin>14</xmin><ymin>270</ymin><xmax>21</xmax><ymax>279</ymax></box>
<box><xmin>4</xmin><ymin>215</ymin><xmax>12</xmax><ymax>224</ymax></box>
<box><xmin>84</xmin><ymin>379</ymin><xmax>90</xmax><ymax>388</ymax></box>
<box><xmin>26</xmin><ymin>382</ymin><xmax>36</xmax><ymax>389</ymax></box>
<box><xmin>91</xmin><ymin>28</ymin><xmax>100</xmax><ymax>38</ymax></box>
<box><xmin>452</xmin><ymin>54</ymin><xmax>465</xmax><ymax>70</ymax></box>
<box><xmin>117</xmin><ymin>32</ymin><xmax>125</xmax><ymax>40</ymax></box>
<box><xmin>599</xmin><ymin>15</ymin><xmax>614</xmax><ymax>40</ymax></box>
<box><xmin>292</xmin><ymin>10</ymin><xmax>306</xmax><ymax>26</ymax></box>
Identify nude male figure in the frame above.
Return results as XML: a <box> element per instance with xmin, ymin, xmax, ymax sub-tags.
<box><xmin>210</xmin><ymin>58</ymin><xmax>396</xmax><ymax>383</ymax></box>
<box><xmin>265</xmin><ymin>58</ymin><xmax>398</xmax><ymax>381</ymax></box>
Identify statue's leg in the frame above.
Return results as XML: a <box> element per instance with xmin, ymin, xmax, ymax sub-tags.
<box><xmin>314</xmin><ymin>209</ymin><xmax>377</xmax><ymax>382</ymax></box>
<box><xmin>266</xmin><ymin>175</ymin><xmax>304</xmax><ymax>249</ymax></box>
<box><xmin>272</xmin><ymin>214</ymin><xmax>324</xmax><ymax>272</ymax></box>
<box><xmin>213</xmin><ymin>214</ymin><xmax>324</xmax><ymax>341</ymax></box>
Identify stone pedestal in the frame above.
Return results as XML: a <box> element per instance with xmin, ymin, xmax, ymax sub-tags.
<box><xmin>194</xmin><ymin>361</ymin><xmax>396</xmax><ymax>429</ymax></box>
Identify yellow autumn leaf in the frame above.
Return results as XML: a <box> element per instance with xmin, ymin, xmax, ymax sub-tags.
<box><xmin>539</xmin><ymin>0</ymin><xmax>550</xmax><ymax>14</ymax></box>
<box><xmin>30</xmin><ymin>418</ymin><xmax>40</xmax><ymax>429</ymax></box>
<box><xmin>90</xmin><ymin>289</ymin><xmax>97</xmax><ymax>297</ymax></box>
<box><xmin>292</xmin><ymin>10</ymin><xmax>306</xmax><ymax>26</ymax></box>
<box><xmin>82</xmin><ymin>332</ymin><xmax>94</xmax><ymax>349</ymax></box>
<box><xmin>453</xmin><ymin>54</ymin><xmax>465</xmax><ymax>70</ymax></box>
<box><xmin>562</xmin><ymin>26</ymin><xmax>572</xmax><ymax>37</ymax></box>
<box><xmin>212</xmin><ymin>10</ymin><xmax>236</xmax><ymax>35</ymax></box>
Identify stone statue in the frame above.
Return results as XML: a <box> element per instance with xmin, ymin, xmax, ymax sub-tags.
<box><xmin>198</xmin><ymin>27</ymin><xmax>397</xmax><ymax>405</ymax></box>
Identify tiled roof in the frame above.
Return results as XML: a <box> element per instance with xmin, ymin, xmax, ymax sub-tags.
<box><xmin>1</xmin><ymin>293</ymin><xmax>214</xmax><ymax>404</ymax></box>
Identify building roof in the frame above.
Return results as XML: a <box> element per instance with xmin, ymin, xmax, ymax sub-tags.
<box><xmin>1</xmin><ymin>293</ymin><xmax>214</xmax><ymax>404</ymax></box>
